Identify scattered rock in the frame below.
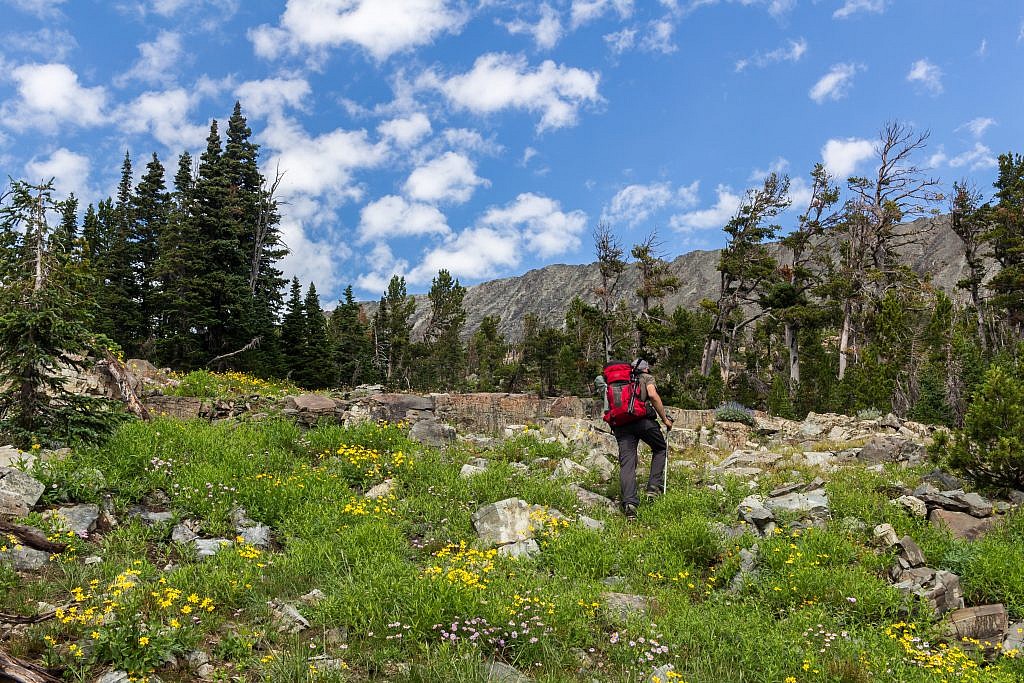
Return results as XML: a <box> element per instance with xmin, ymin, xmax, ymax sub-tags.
<box><xmin>0</xmin><ymin>545</ymin><xmax>51</xmax><ymax>571</ymax></box>
<box><xmin>44</xmin><ymin>503</ymin><xmax>100</xmax><ymax>536</ymax></box>
<box><xmin>1002</xmin><ymin>622</ymin><xmax>1024</xmax><ymax>655</ymax></box>
<box><xmin>0</xmin><ymin>466</ymin><xmax>45</xmax><ymax>516</ymax></box>
<box><xmin>365</xmin><ymin>479</ymin><xmax>395</xmax><ymax>499</ymax></box>
<box><xmin>460</xmin><ymin>463</ymin><xmax>487</xmax><ymax>478</ymax></box>
<box><xmin>647</xmin><ymin>664</ymin><xmax>677</xmax><ymax>683</ymax></box>
<box><xmin>878</xmin><ymin>413</ymin><xmax>902</xmax><ymax>430</ymax></box>
<box><xmin>300</xmin><ymin>589</ymin><xmax>326</xmax><ymax>604</ymax></box>
<box><xmin>582</xmin><ymin>449</ymin><xmax>615</xmax><ymax>482</ymax></box>
<box><xmin>269</xmin><ymin>599</ymin><xmax>310</xmax><ymax>634</ymax></box>
<box><xmin>409</xmin><ymin>419</ymin><xmax>456</xmax><ymax>448</ymax></box>
<box><xmin>950</xmin><ymin>491</ymin><xmax>993</xmax><ymax>518</ymax></box>
<box><xmin>873</xmin><ymin>523</ymin><xmax>899</xmax><ymax>548</ymax></box>
<box><xmin>96</xmin><ymin>672</ymin><xmax>131</xmax><ymax>683</ymax></box>
<box><xmin>552</xmin><ymin>458</ymin><xmax>590</xmax><ymax>479</ymax></box>
<box><xmin>238</xmin><ymin>524</ymin><xmax>271</xmax><ymax>548</ymax></box>
<box><xmin>765</xmin><ymin>489</ymin><xmax>830</xmax><ymax>517</ymax></box>
<box><xmin>309</xmin><ymin>655</ymin><xmax>350</xmax><ymax>674</ymax></box>
<box><xmin>601</xmin><ymin>592</ymin><xmax>652</xmax><ymax>623</ymax></box>
<box><xmin>171</xmin><ymin>520</ymin><xmax>201</xmax><ymax>544</ymax></box>
<box><xmin>730</xmin><ymin>546</ymin><xmax>759</xmax><ymax>592</ymax></box>
<box><xmin>127</xmin><ymin>507</ymin><xmax>174</xmax><ymax>526</ymax></box>
<box><xmin>923</xmin><ymin>469</ymin><xmax>963</xmax><ymax>491</ymax></box>
<box><xmin>857</xmin><ymin>436</ymin><xmax>926</xmax><ymax>466</ymax></box>
<box><xmin>497</xmin><ymin>539</ymin><xmax>540</xmax><ymax>559</ymax></box>
<box><xmin>737</xmin><ymin>495</ymin><xmax>776</xmax><ymax>537</ymax></box>
<box><xmin>895</xmin><ymin>536</ymin><xmax>926</xmax><ymax>569</ymax></box>
<box><xmin>945</xmin><ymin>604</ymin><xmax>1009</xmax><ymax>643</ymax></box>
<box><xmin>569</xmin><ymin>484</ymin><xmax>618</xmax><ymax>513</ymax></box>
<box><xmin>894</xmin><ymin>495</ymin><xmax>928</xmax><ymax>518</ymax></box>
<box><xmin>186</xmin><ymin>650</ymin><xmax>210</xmax><ymax>670</ymax></box>
<box><xmin>929</xmin><ymin>509</ymin><xmax>997</xmax><ymax>541</ymax></box>
<box><xmin>577</xmin><ymin>515</ymin><xmax>605</xmax><ymax>531</ymax></box>
<box><xmin>0</xmin><ymin>445</ymin><xmax>32</xmax><ymax>469</ymax></box>
<box><xmin>290</xmin><ymin>394</ymin><xmax>338</xmax><ymax>412</ymax></box>
<box><xmin>193</xmin><ymin>539</ymin><xmax>231</xmax><ymax>559</ymax></box>
<box><xmin>472</xmin><ymin>498</ymin><xmax>533</xmax><ymax>546</ymax></box>
<box><xmin>486</xmin><ymin>660</ymin><xmax>531</xmax><ymax>683</ymax></box>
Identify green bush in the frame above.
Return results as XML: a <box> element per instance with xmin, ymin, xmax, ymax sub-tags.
<box><xmin>714</xmin><ymin>401</ymin><xmax>755</xmax><ymax>426</ymax></box>
<box><xmin>946</xmin><ymin>357</ymin><xmax>1024</xmax><ymax>489</ymax></box>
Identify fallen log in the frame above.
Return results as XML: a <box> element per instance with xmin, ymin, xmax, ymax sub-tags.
<box><xmin>0</xmin><ymin>649</ymin><xmax>62</xmax><ymax>682</ymax></box>
<box><xmin>0</xmin><ymin>521</ymin><xmax>67</xmax><ymax>554</ymax></box>
<box><xmin>0</xmin><ymin>610</ymin><xmax>55</xmax><ymax>625</ymax></box>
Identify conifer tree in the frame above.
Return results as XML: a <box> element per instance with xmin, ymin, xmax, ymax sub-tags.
<box><xmin>279</xmin><ymin>278</ymin><xmax>307</xmax><ymax>380</ymax></box>
<box><xmin>54</xmin><ymin>193</ymin><xmax>78</xmax><ymax>256</ymax></box>
<box><xmin>0</xmin><ymin>180</ymin><xmax>122</xmax><ymax>446</ymax></box>
<box><xmin>987</xmin><ymin>152</ymin><xmax>1024</xmax><ymax>335</ymax></box>
<box><xmin>372</xmin><ymin>275</ymin><xmax>415</xmax><ymax>386</ymax></box>
<box><xmin>422</xmin><ymin>269</ymin><xmax>466</xmax><ymax>389</ymax></box>
<box><xmin>131</xmin><ymin>153</ymin><xmax>170</xmax><ymax>357</ymax></box>
<box><xmin>467</xmin><ymin>315</ymin><xmax>509</xmax><ymax>391</ymax></box>
<box><xmin>329</xmin><ymin>285</ymin><xmax>374</xmax><ymax>386</ymax></box>
<box><xmin>298</xmin><ymin>283</ymin><xmax>336</xmax><ymax>388</ymax></box>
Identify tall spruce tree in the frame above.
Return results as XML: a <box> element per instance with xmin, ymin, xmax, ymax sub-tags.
<box><xmin>0</xmin><ymin>180</ymin><xmax>123</xmax><ymax>446</ymax></box>
<box><xmin>421</xmin><ymin>269</ymin><xmax>466</xmax><ymax>389</ymax></box>
<box><xmin>131</xmin><ymin>153</ymin><xmax>170</xmax><ymax>357</ymax></box>
<box><xmin>372</xmin><ymin>275</ymin><xmax>415</xmax><ymax>387</ymax></box>
<box><xmin>279</xmin><ymin>278</ymin><xmax>307</xmax><ymax>380</ymax></box>
<box><xmin>298</xmin><ymin>283</ymin><xmax>336</xmax><ymax>388</ymax></box>
<box><xmin>987</xmin><ymin>152</ymin><xmax>1024</xmax><ymax>335</ymax></box>
<box><xmin>329</xmin><ymin>285</ymin><xmax>374</xmax><ymax>386</ymax></box>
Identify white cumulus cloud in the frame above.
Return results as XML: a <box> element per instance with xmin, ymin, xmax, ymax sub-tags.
<box><xmin>958</xmin><ymin>117</ymin><xmax>996</xmax><ymax>138</ymax></box>
<box><xmin>250</xmin><ymin>0</ymin><xmax>468</xmax><ymax>62</ymax></box>
<box><xmin>6</xmin><ymin>0</ymin><xmax>67</xmax><ymax>18</ymax></box>
<box><xmin>358</xmin><ymin>195</ymin><xmax>450</xmax><ymax>243</ymax></box>
<box><xmin>234</xmin><ymin>78</ymin><xmax>311</xmax><ymax>118</ymax></box>
<box><xmin>24</xmin><ymin>148</ymin><xmax>91</xmax><ymax>201</ymax></box>
<box><xmin>602</xmin><ymin>180</ymin><xmax>699</xmax><ymax>227</ymax></box>
<box><xmin>948</xmin><ymin>143</ymin><xmax>997</xmax><ymax>172</ymax></box>
<box><xmin>377</xmin><ymin>112</ymin><xmax>432</xmax><ymax>148</ymax></box>
<box><xmin>406</xmin><ymin>226</ymin><xmax>520</xmax><ymax>284</ymax></box>
<box><xmin>833</xmin><ymin>0</ymin><xmax>887</xmax><ymax>19</ymax></box>
<box><xmin>116</xmin><ymin>88</ymin><xmax>209</xmax><ymax>151</ymax></box>
<box><xmin>403</xmin><ymin>152</ymin><xmax>488</xmax><ymax>204</ymax></box>
<box><xmin>809</xmin><ymin>63</ymin><xmax>860</xmax><ymax>103</ymax></box>
<box><xmin>2</xmin><ymin>28</ymin><xmax>77</xmax><ymax>61</ymax></box>
<box><xmin>821</xmin><ymin>137</ymin><xmax>875</xmax><ymax>179</ymax></box>
<box><xmin>735</xmin><ymin>37</ymin><xmax>807</xmax><ymax>72</ymax></box>
<box><xmin>1</xmin><ymin>63</ymin><xmax>107</xmax><ymax>133</ymax></box>
<box><xmin>116</xmin><ymin>31</ymin><xmax>186</xmax><ymax>86</ymax></box>
<box><xmin>420</xmin><ymin>52</ymin><xmax>601</xmax><ymax>132</ymax></box>
<box><xmin>906</xmin><ymin>58</ymin><xmax>943</xmax><ymax>95</ymax></box>
<box><xmin>479</xmin><ymin>192</ymin><xmax>588</xmax><ymax>258</ymax></box>
<box><xmin>668</xmin><ymin>184</ymin><xmax>742</xmax><ymax>233</ymax></box>
<box><xmin>570</xmin><ymin>0</ymin><xmax>633</xmax><ymax>28</ymax></box>
<box><xmin>504</xmin><ymin>3</ymin><xmax>563</xmax><ymax>50</ymax></box>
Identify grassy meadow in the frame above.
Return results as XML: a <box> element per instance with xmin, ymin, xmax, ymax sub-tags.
<box><xmin>3</xmin><ymin>414</ymin><xmax>1024</xmax><ymax>682</ymax></box>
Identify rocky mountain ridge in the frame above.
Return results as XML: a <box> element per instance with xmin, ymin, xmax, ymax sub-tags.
<box><xmin>382</xmin><ymin>215</ymin><xmax>974</xmax><ymax>342</ymax></box>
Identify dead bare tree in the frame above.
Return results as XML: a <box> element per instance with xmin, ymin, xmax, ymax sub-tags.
<box><xmin>834</xmin><ymin>121</ymin><xmax>943</xmax><ymax>380</ymax></box>
<box><xmin>593</xmin><ymin>222</ymin><xmax>626</xmax><ymax>362</ymax></box>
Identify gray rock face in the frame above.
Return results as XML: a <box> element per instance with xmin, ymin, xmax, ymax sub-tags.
<box><xmin>269</xmin><ymin>599</ymin><xmax>310</xmax><ymax>634</ymax></box>
<box><xmin>857</xmin><ymin>436</ymin><xmax>926</xmax><ymax>466</ymax></box>
<box><xmin>569</xmin><ymin>484</ymin><xmax>617</xmax><ymax>513</ymax></box>
<box><xmin>193</xmin><ymin>539</ymin><xmax>231</xmax><ymax>558</ymax></box>
<box><xmin>896</xmin><ymin>536</ymin><xmax>926</xmax><ymax>569</ymax></box>
<box><xmin>238</xmin><ymin>524</ymin><xmax>271</xmax><ymax>549</ymax></box>
<box><xmin>873</xmin><ymin>523</ymin><xmax>899</xmax><ymax>548</ymax></box>
<box><xmin>577</xmin><ymin>515</ymin><xmax>605</xmax><ymax>531</ymax></box>
<box><xmin>0</xmin><ymin>467</ymin><xmax>45</xmax><ymax>516</ymax></box>
<box><xmin>365</xmin><ymin>479</ymin><xmax>395</xmax><ymax>499</ymax></box>
<box><xmin>497</xmin><ymin>539</ymin><xmax>540</xmax><ymax>559</ymax></box>
<box><xmin>738</xmin><ymin>495</ymin><xmax>776</xmax><ymax>536</ymax></box>
<box><xmin>895</xmin><ymin>495</ymin><xmax>928</xmax><ymax>518</ymax></box>
<box><xmin>891</xmin><ymin>567</ymin><xmax>964</xmax><ymax>615</ymax></box>
<box><xmin>582</xmin><ymin>449</ymin><xmax>615</xmax><ymax>482</ymax></box>
<box><xmin>409</xmin><ymin>419</ymin><xmax>456</xmax><ymax>448</ymax></box>
<box><xmin>945</xmin><ymin>604</ymin><xmax>1009</xmax><ymax>643</ymax></box>
<box><xmin>171</xmin><ymin>521</ymin><xmax>200</xmax><ymax>544</ymax></box>
<box><xmin>765</xmin><ymin>489</ymin><xmax>829</xmax><ymax>517</ymax></box>
<box><xmin>551</xmin><ymin>458</ymin><xmax>590</xmax><ymax>479</ymax></box>
<box><xmin>0</xmin><ymin>545</ymin><xmax>51</xmax><ymax>571</ymax></box>
<box><xmin>0</xmin><ymin>445</ymin><xmax>32</xmax><ymax>469</ymax></box>
<box><xmin>486</xmin><ymin>661</ymin><xmax>531</xmax><ymax>683</ymax></box>
<box><xmin>602</xmin><ymin>592</ymin><xmax>652</xmax><ymax>623</ymax></box>
<box><xmin>472</xmin><ymin>498</ymin><xmax>533</xmax><ymax>546</ymax></box>
<box><xmin>929</xmin><ymin>509</ymin><xmax>997</xmax><ymax>541</ymax></box>
<box><xmin>44</xmin><ymin>504</ymin><xmax>100</xmax><ymax>537</ymax></box>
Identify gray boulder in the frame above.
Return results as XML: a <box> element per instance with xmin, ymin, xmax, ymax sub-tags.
<box><xmin>44</xmin><ymin>504</ymin><xmax>100</xmax><ymax>537</ymax></box>
<box><xmin>238</xmin><ymin>524</ymin><xmax>271</xmax><ymax>549</ymax></box>
<box><xmin>365</xmin><ymin>479</ymin><xmax>395</xmax><ymax>499</ymax></box>
<box><xmin>551</xmin><ymin>458</ymin><xmax>590</xmax><ymax>480</ymax></box>
<box><xmin>193</xmin><ymin>539</ymin><xmax>231</xmax><ymax>558</ymax></box>
<box><xmin>738</xmin><ymin>495</ymin><xmax>776</xmax><ymax>536</ymax></box>
<box><xmin>601</xmin><ymin>592</ymin><xmax>652</xmax><ymax>623</ymax></box>
<box><xmin>894</xmin><ymin>495</ymin><xmax>928</xmax><ymax>518</ymax></box>
<box><xmin>0</xmin><ymin>467</ymin><xmax>45</xmax><ymax>516</ymax></box>
<box><xmin>471</xmin><ymin>498</ymin><xmax>533</xmax><ymax>546</ymax></box>
<box><xmin>0</xmin><ymin>545</ymin><xmax>51</xmax><ymax>571</ymax></box>
<box><xmin>486</xmin><ymin>661</ymin><xmax>531</xmax><ymax>683</ymax></box>
<box><xmin>857</xmin><ymin>436</ymin><xmax>927</xmax><ymax>466</ymax></box>
<box><xmin>568</xmin><ymin>484</ymin><xmax>617</xmax><ymax>513</ymax></box>
<box><xmin>497</xmin><ymin>539</ymin><xmax>540</xmax><ymax>559</ymax></box>
<box><xmin>409</xmin><ymin>419</ymin><xmax>456</xmax><ymax>448</ymax></box>
<box><xmin>269</xmin><ymin>599</ymin><xmax>310</xmax><ymax>634</ymax></box>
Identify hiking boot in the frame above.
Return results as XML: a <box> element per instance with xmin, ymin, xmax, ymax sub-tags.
<box><xmin>623</xmin><ymin>504</ymin><xmax>638</xmax><ymax>521</ymax></box>
<box><xmin>645</xmin><ymin>489</ymin><xmax>662</xmax><ymax>501</ymax></box>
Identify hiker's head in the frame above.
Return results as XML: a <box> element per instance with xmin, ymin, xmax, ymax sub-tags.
<box><xmin>633</xmin><ymin>359</ymin><xmax>650</xmax><ymax>373</ymax></box>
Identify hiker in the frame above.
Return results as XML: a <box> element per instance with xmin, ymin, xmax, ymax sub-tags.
<box><xmin>602</xmin><ymin>359</ymin><xmax>673</xmax><ymax>521</ymax></box>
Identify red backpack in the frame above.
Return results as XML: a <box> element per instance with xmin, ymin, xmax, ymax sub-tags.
<box><xmin>602</xmin><ymin>361</ymin><xmax>650</xmax><ymax>427</ymax></box>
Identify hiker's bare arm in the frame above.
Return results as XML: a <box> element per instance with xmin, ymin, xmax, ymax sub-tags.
<box><xmin>647</xmin><ymin>383</ymin><xmax>674</xmax><ymax>428</ymax></box>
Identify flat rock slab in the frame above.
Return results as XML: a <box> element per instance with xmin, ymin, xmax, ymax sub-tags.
<box><xmin>569</xmin><ymin>484</ymin><xmax>618</xmax><ymax>513</ymax></box>
<box><xmin>472</xmin><ymin>498</ymin><xmax>533</xmax><ymax>546</ymax></box>
<box><xmin>0</xmin><ymin>466</ymin><xmax>45</xmax><ymax>516</ymax></box>
<box><xmin>487</xmin><ymin>661</ymin><xmax>531</xmax><ymax>683</ymax></box>
<box><xmin>365</xmin><ymin>479</ymin><xmax>395</xmax><ymax>499</ymax></box>
<box><xmin>497</xmin><ymin>539</ymin><xmax>540</xmax><ymax>559</ymax></box>
<box><xmin>193</xmin><ymin>538</ymin><xmax>231</xmax><ymax>558</ymax></box>
<box><xmin>238</xmin><ymin>524</ymin><xmax>271</xmax><ymax>548</ymax></box>
<box><xmin>945</xmin><ymin>604</ymin><xmax>1009</xmax><ymax>643</ymax></box>
<box><xmin>552</xmin><ymin>458</ymin><xmax>590</xmax><ymax>479</ymax></box>
<box><xmin>409</xmin><ymin>420</ymin><xmax>456</xmax><ymax>448</ymax></box>
<box><xmin>290</xmin><ymin>394</ymin><xmax>338</xmax><ymax>412</ymax></box>
<box><xmin>0</xmin><ymin>545</ymin><xmax>51</xmax><ymax>571</ymax></box>
<box><xmin>929</xmin><ymin>509</ymin><xmax>997</xmax><ymax>541</ymax></box>
<box><xmin>765</xmin><ymin>489</ymin><xmax>830</xmax><ymax>516</ymax></box>
<box><xmin>44</xmin><ymin>504</ymin><xmax>100</xmax><ymax>537</ymax></box>
<box><xmin>269</xmin><ymin>599</ymin><xmax>310</xmax><ymax>634</ymax></box>
<box><xmin>460</xmin><ymin>464</ymin><xmax>486</xmax><ymax>478</ymax></box>
<box><xmin>0</xmin><ymin>445</ymin><xmax>33</xmax><ymax>469</ymax></box>
<box><xmin>602</xmin><ymin>592</ymin><xmax>652</xmax><ymax>623</ymax></box>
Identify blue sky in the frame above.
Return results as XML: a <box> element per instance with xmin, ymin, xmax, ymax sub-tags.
<box><xmin>1</xmin><ymin>1</ymin><xmax>1022</xmax><ymax>303</ymax></box>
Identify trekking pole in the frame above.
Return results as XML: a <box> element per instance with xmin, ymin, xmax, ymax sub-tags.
<box><xmin>663</xmin><ymin>419</ymin><xmax>670</xmax><ymax>496</ymax></box>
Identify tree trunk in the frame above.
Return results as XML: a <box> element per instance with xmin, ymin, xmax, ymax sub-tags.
<box><xmin>100</xmin><ymin>351</ymin><xmax>150</xmax><ymax>421</ymax></box>
<box><xmin>838</xmin><ymin>301</ymin><xmax>852</xmax><ymax>381</ymax></box>
<box><xmin>700</xmin><ymin>337</ymin><xmax>719</xmax><ymax>377</ymax></box>
<box><xmin>785</xmin><ymin>322</ymin><xmax>800</xmax><ymax>386</ymax></box>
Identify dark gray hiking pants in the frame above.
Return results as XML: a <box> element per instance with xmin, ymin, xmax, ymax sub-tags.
<box><xmin>612</xmin><ymin>418</ymin><xmax>667</xmax><ymax>509</ymax></box>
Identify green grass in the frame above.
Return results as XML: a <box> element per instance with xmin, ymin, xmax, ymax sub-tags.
<box><xmin>3</xmin><ymin>417</ymin><xmax>1024</xmax><ymax>682</ymax></box>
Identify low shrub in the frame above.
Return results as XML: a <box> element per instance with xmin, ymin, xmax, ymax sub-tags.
<box><xmin>714</xmin><ymin>401</ymin><xmax>756</xmax><ymax>427</ymax></box>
